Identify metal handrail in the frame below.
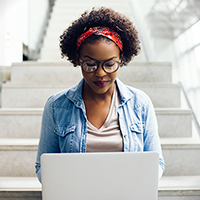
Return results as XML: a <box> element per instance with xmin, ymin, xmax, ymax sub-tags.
<box><xmin>179</xmin><ymin>82</ymin><xmax>200</xmax><ymax>136</ymax></box>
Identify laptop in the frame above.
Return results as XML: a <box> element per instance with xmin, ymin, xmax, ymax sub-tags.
<box><xmin>41</xmin><ymin>152</ymin><xmax>159</xmax><ymax>200</ymax></box>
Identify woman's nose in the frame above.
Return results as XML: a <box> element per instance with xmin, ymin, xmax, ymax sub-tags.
<box><xmin>94</xmin><ymin>64</ymin><xmax>107</xmax><ymax>77</ymax></box>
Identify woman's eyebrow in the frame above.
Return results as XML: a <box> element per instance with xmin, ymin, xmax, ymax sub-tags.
<box><xmin>83</xmin><ymin>55</ymin><xmax>117</xmax><ymax>60</ymax></box>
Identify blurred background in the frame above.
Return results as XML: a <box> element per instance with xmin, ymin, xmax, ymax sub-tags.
<box><xmin>0</xmin><ymin>0</ymin><xmax>200</xmax><ymax>123</ymax></box>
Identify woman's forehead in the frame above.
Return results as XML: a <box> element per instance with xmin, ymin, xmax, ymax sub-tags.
<box><xmin>80</xmin><ymin>40</ymin><xmax>120</xmax><ymax>60</ymax></box>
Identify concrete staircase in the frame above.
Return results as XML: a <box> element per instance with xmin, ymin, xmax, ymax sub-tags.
<box><xmin>1</xmin><ymin>61</ymin><xmax>200</xmax><ymax>199</ymax></box>
<box><xmin>1</xmin><ymin>0</ymin><xmax>200</xmax><ymax>199</ymax></box>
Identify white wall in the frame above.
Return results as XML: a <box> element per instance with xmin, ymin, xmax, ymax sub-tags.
<box><xmin>130</xmin><ymin>0</ymin><xmax>200</xmax><ymax>124</ymax></box>
<box><xmin>130</xmin><ymin>0</ymin><xmax>175</xmax><ymax>63</ymax></box>
<box><xmin>0</xmin><ymin>0</ymin><xmax>49</xmax><ymax>67</ymax></box>
<box><xmin>130</xmin><ymin>0</ymin><xmax>155</xmax><ymax>61</ymax></box>
<box><xmin>0</xmin><ymin>0</ymin><xmax>29</xmax><ymax>66</ymax></box>
<box><xmin>29</xmin><ymin>0</ymin><xmax>49</xmax><ymax>58</ymax></box>
<box><xmin>173</xmin><ymin>22</ymin><xmax>200</xmax><ymax>123</ymax></box>
<box><xmin>0</xmin><ymin>0</ymin><xmax>6</xmax><ymax>66</ymax></box>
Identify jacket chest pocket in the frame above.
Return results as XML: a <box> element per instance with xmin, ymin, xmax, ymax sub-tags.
<box><xmin>54</xmin><ymin>125</ymin><xmax>77</xmax><ymax>152</ymax></box>
<box><xmin>129</xmin><ymin>123</ymin><xmax>143</xmax><ymax>151</ymax></box>
<box><xmin>54</xmin><ymin>125</ymin><xmax>76</xmax><ymax>137</ymax></box>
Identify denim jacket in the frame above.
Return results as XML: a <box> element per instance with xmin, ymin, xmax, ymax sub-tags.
<box><xmin>35</xmin><ymin>78</ymin><xmax>164</xmax><ymax>182</ymax></box>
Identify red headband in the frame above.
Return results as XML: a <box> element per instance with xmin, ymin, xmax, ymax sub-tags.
<box><xmin>77</xmin><ymin>26</ymin><xmax>123</xmax><ymax>51</ymax></box>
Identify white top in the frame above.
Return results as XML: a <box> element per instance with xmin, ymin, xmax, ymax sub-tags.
<box><xmin>86</xmin><ymin>85</ymin><xmax>123</xmax><ymax>152</ymax></box>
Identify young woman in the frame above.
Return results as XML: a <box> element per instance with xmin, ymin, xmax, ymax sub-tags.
<box><xmin>35</xmin><ymin>7</ymin><xmax>164</xmax><ymax>183</ymax></box>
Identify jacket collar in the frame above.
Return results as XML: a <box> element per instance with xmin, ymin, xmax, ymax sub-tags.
<box><xmin>65</xmin><ymin>78</ymin><xmax>133</xmax><ymax>107</ymax></box>
<box><xmin>115</xmin><ymin>78</ymin><xmax>133</xmax><ymax>105</ymax></box>
<box><xmin>65</xmin><ymin>78</ymin><xmax>85</xmax><ymax>109</ymax></box>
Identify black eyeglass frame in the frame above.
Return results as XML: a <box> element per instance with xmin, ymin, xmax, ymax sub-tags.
<box><xmin>79</xmin><ymin>58</ymin><xmax>121</xmax><ymax>73</ymax></box>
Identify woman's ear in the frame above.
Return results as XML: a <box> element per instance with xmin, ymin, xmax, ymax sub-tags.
<box><xmin>76</xmin><ymin>54</ymin><xmax>80</xmax><ymax>66</ymax></box>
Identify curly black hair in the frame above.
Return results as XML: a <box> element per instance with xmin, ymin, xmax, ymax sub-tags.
<box><xmin>59</xmin><ymin>7</ymin><xmax>140</xmax><ymax>66</ymax></box>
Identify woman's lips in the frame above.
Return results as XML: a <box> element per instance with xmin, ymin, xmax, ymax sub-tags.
<box><xmin>93</xmin><ymin>81</ymin><xmax>108</xmax><ymax>87</ymax></box>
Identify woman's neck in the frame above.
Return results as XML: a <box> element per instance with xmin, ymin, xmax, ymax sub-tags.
<box><xmin>82</xmin><ymin>82</ymin><xmax>115</xmax><ymax>103</ymax></box>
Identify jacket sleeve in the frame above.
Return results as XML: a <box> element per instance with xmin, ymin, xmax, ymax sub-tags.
<box><xmin>143</xmin><ymin>98</ymin><xmax>165</xmax><ymax>179</ymax></box>
<box><xmin>35</xmin><ymin>96</ymin><xmax>60</xmax><ymax>183</ymax></box>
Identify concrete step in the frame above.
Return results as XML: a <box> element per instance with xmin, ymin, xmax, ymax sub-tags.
<box><xmin>127</xmin><ymin>83</ymin><xmax>181</xmax><ymax>108</ymax></box>
<box><xmin>1</xmin><ymin>83</ymin><xmax>180</xmax><ymax>108</ymax></box>
<box><xmin>161</xmin><ymin>137</ymin><xmax>200</xmax><ymax>176</ymax></box>
<box><xmin>10</xmin><ymin>62</ymin><xmax>172</xmax><ymax>84</ymax></box>
<box><xmin>0</xmin><ymin>176</ymin><xmax>200</xmax><ymax>200</ymax></box>
<box><xmin>0</xmin><ymin>108</ymin><xmax>192</xmax><ymax>138</ymax></box>
<box><xmin>155</xmin><ymin>108</ymin><xmax>192</xmax><ymax>138</ymax></box>
<box><xmin>158</xmin><ymin>176</ymin><xmax>200</xmax><ymax>199</ymax></box>
<box><xmin>11</xmin><ymin>62</ymin><xmax>81</xmax><ymax>84</ymax></box>
<box><xmin>41</xmin><ymin>39</ymin><xmax>60</xmax><ymax>49</ymax></box>
<box><xmin>0</xmin><ymin>139</ymin><xmax>38</xmax><ymax>177</ymax></box>
<box><xmin>45</xmin><ymin>19</ymin><xmax>77</xmax><ymax>32</ymax></box>
<box><xmin>40</xmin><ymin>51</ymin><xmax>63</xmax><ymax>61</ymax></box>
<box><xmin>0</xmin><ymin>108</ymin><xmax>42</xmax><ymax>138</ymax></box>
<box><xmin>0</xmin><ymin>137</ymin><xmax>199</xmax><ymax>177</ymax></box>
<box><xmin>0</xmin><ymin>175</ymin><xmax>200</xmax><ymax>200</ymax></box>
<box><xmin>40</xmin><ymin>49</ymin><xmax>145</xmax><ymax>61</ymax></box>
<box><xmin>1</xmin><ymin>83</ymin><xmax>75</xmax><ymax>108</ymax></box>
<box><xmin>40</xmin><ymin>39</ymin><xmax>60</xmax><ymax>49</ymax></box>
<box><xmin>0</xmin><ymin>177</ymin><xmax>42</xmax><ymax>200</ymax></box>
<box><xmin>44</xmin><ymin>29</ymin><xmax>69</xmax><ymax>39</ymax></box>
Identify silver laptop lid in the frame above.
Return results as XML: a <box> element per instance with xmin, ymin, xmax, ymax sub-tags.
<box><xmin>41</xmin><ymin>152</ymin><xmax>159</xmax><ymax>200</ymax></box>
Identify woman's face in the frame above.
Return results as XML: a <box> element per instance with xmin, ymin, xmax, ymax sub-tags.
<box><xmin>77</xmin><ymin>40</ymin><xmax>122</xmax><ymax>95</ymax></box>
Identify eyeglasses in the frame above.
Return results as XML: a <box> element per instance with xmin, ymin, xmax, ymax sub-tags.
<box><xmin>79</xmin><ymin>58</ymin><xmax>121</xmax><ymax>73</ymax></box>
